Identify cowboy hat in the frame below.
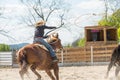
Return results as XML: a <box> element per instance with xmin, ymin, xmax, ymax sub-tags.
<box><xmin>35</xmin><ymin>20</ymin><xmax>46</xmax><ymax>27</ymax></box>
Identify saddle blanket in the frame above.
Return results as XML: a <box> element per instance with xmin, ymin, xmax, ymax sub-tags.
<box><xmin>34</xmin><ymin>44</ymin><xmax>48</xmax><ymax>51</ymax></box>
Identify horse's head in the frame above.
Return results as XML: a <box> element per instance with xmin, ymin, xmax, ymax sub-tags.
<box><xmin>46</xmin><ymin>32</ymin><xmax>63</xmax><ymax>52</ymax></box>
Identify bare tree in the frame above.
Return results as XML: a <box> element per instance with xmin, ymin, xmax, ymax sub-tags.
<box><xmin>20</xmin><ymin>0</ymin><xmax>69</xmax><ymax>28</ymax></box>
<box><xmin>102</xmin><ymin>0</ymin><xmax>120</xmax><ymax>15</ymax></box>
<box><xmin>0</xmin><ymin>7</ymin><xmax>4</xmax><ymax>16</ymax></box>
<box><xmin>108</xmin><ymin>0</ymin><xmax>120</xmax><ymax>12</ymax></box>
<box><xmin>101</xmin><ymin>0</ymin><xmax>120</xmax><ymax>22</ymax></box>
<box><xmin>103</xmin><ymin>0</ymin><xmax>109</xmax><ymax>21</ymax></box>
<box><xmin>0</xmin><ymin>7</ymin><xmax>17</xmax><ymax>42</ymax></box>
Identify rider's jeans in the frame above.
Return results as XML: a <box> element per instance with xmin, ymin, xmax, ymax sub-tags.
<box><xmin>34</xmin><ymin>37</ymin><xmax>56</xmax><ymax>57</ymax></box>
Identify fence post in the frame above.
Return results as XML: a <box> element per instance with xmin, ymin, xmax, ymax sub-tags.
<box><xmin>11</xmin><ymin>51</ymin><xmax>13</xmax><ymax>67</ymax></box>
<box><xmin>91</xmin><ymin>46</ymin><xmax>93</xmax><ymax>65</ymax></box>
<box><xmin>61</xmin><ymin>49</ymin><xmax>64</xmax><ymax>66</ymax></box>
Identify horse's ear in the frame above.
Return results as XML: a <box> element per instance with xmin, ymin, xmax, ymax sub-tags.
<box><xmin>53</xmin><ymin>33</ymin><xmax>58</xmax><ymax>38</ymax></box>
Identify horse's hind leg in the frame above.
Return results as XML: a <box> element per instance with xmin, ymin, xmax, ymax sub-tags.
<box><xmin>30</xmin><ymin>65</ymin><xmax>41</xmax><ymax>80</ymax></box>
<box><xmin>115</xmin><ymin>66</ymin><xmax>120</xmax><ymax>77</ymax></box>
<box><xmin>53</xmin><ymin>65</ymin><xmax>59</xmax><ymax>80</ymax></box>
<box><xmin>106</xmin><ymin>61</ymin><xmax>114</xmax><ymax>78</ymax></box>
<box><xmin>19</xmin><ymin>69</ymin><xmax>26</xmax><ymax>80</ymax></box>
<box><xmin>45</xmin><ymin>70</ymin><xmax>55</xmax><ymax>80</ymax></box>
<box><xmin>19</xmin><ymin>60</ymin><xmax>28</xmax><ymax>80</ymax></box>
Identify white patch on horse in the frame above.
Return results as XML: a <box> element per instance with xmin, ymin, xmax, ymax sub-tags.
<box><xmin>34</xmin><ymin>44</ymin><xmax>48</xmax><ymax>51</ymax></box>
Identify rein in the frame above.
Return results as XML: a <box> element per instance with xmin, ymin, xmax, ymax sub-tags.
<box><xmin>44</xmin><ymin>23</ymin><xmax>64</xmax><ymax>36</ymax></box>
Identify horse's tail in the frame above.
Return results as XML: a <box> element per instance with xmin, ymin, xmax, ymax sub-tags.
<box><xmin>16</xmin><ymin>48</ymin><xmax>29</xmax><ymax>70</ymax></box>
<box><xmin>16</xmin><ymin>48</ymin><xmax>29</xmax><ymax>79</ymax></box>
<box><xmin>16</xmin><ymin>49</ymin><xmax>27</xmax><ymax>64</ymax></box>
<box><xmin>106</xmin><ymin>47</ymin><xmax>118</xmax><ymax>78</ymax></box>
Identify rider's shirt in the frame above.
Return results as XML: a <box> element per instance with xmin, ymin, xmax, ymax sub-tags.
<box><xmin>34</xmin><ymin>25</ymin><xmax>56</xmax><ymax>38</ymax></box>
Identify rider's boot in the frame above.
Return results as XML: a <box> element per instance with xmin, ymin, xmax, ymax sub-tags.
<box><xmin>52</xmin><ymin>56</ymin><xmax>58</xmax><ymax>62</ymax></box>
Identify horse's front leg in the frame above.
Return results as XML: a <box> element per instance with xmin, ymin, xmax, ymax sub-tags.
<box><xmin>30</xmin><ymin>65</ymin><xmax>41</xmax><ymax>80</ymax></box>
<box><xmin>45</xmin><ymin>69</ymin><xmax>55</xmax><ymax>80</ymax></box>
<box><xmin>53</xmin><ymin>64</ymin><xmax>59</xmax><ymax>80</ymax></box>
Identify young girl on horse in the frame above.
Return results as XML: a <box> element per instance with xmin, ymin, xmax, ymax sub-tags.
<box><xmin>33</xmin><ymin>20</ymin><xmax>58</xmax><ymax>62</ymax></box>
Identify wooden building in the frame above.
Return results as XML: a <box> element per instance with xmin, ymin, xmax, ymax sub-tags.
<box><xmin>85</xmin><ymin>26</ymin><xmax>118</xmax><ymax>46</ymax></box>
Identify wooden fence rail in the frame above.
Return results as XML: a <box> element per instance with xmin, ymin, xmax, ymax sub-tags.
<box><xmin>56</xmin><ymin>44</ymin><xmax>118</xmax><ymax>65</ymax></box>
<box><xmin>0</xmin><ymin>44</ymin><xmax>118</xmax><ymax>67</ymax></box>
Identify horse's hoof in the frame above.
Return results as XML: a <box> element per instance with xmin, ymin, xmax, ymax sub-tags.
<box><xmin>104</xmin><ymin>75</ymin><xmax>108</xmax><ymax>79</ymax></box>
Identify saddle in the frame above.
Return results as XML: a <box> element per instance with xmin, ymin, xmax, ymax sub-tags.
<box><xmin>34</xmin><ymin>32</ymin><xmax>58</xmax><ymax>51</ymax></box>
<box><xmin>34</xmin><ymin>43</ymin><xmax>48</xmax><ymax>51</ymax></box>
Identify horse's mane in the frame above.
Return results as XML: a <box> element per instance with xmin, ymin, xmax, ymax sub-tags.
<box><xmin>46</xmin><ymin>32</ymin><xmax>59</xmax><ymax>43</ymax></box>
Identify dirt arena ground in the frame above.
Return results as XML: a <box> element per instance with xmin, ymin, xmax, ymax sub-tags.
<box><xmin>0</xmin><ymin>65</ymin><xmax>119</xmax><ymax>80</ymax></box>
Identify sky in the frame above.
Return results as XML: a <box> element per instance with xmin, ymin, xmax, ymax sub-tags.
<box><xmin>0</xmin><ymin>0</ymin><xmax>105</xmax><ymax>45</ymax></box>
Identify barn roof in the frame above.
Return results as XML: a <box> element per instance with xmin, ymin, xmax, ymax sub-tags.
<box><xmin>85</xmin><ymin>26</ymin><xmax>117</xmax><ymax>30</ymax></box>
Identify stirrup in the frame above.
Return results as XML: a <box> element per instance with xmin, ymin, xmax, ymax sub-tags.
<box><xmin>52</xmin><ymin>59</ymin><xmax>58</xmax><ymax>63</ymax></box>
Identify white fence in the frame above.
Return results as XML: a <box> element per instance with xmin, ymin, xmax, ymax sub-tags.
<box><xmin>0</xmin><ymin>52</ymin><xmax>12</xmax><ymax>66</ymax></box>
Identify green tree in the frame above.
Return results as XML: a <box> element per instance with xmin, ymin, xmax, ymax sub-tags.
<box><xmin>0</xmin><ymin>44</ymin><xmax>10</xmax><ymax>51</ymax></box>
<box><xmin>118</xmin><ymin>28</ymin><xmax>120</xmax><ymax>41</ymax></box>
<box><xmin>98</xmin><ymin>9</ymin><xmax>120</xmax><ymax>41</ymax></box>
<box><xmin>99</xmin><ymin>9</ymin><xmax>120</xmax><ymax>27</ymax></box>
<box><xmin>77</xmin><ymin>38</ymin><xmax>85</xmax><ymax>47</ymax></box>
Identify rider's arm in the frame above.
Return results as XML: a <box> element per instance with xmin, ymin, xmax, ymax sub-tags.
<box><xmin>43</xmin><ymin>35</ymin><xmax>49</xmax><ymax>38</ymax></box>
<box><xmin>44</xmin><ymin>25</ymin><xmax>57</xmax><ymax>29</ymax></box>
